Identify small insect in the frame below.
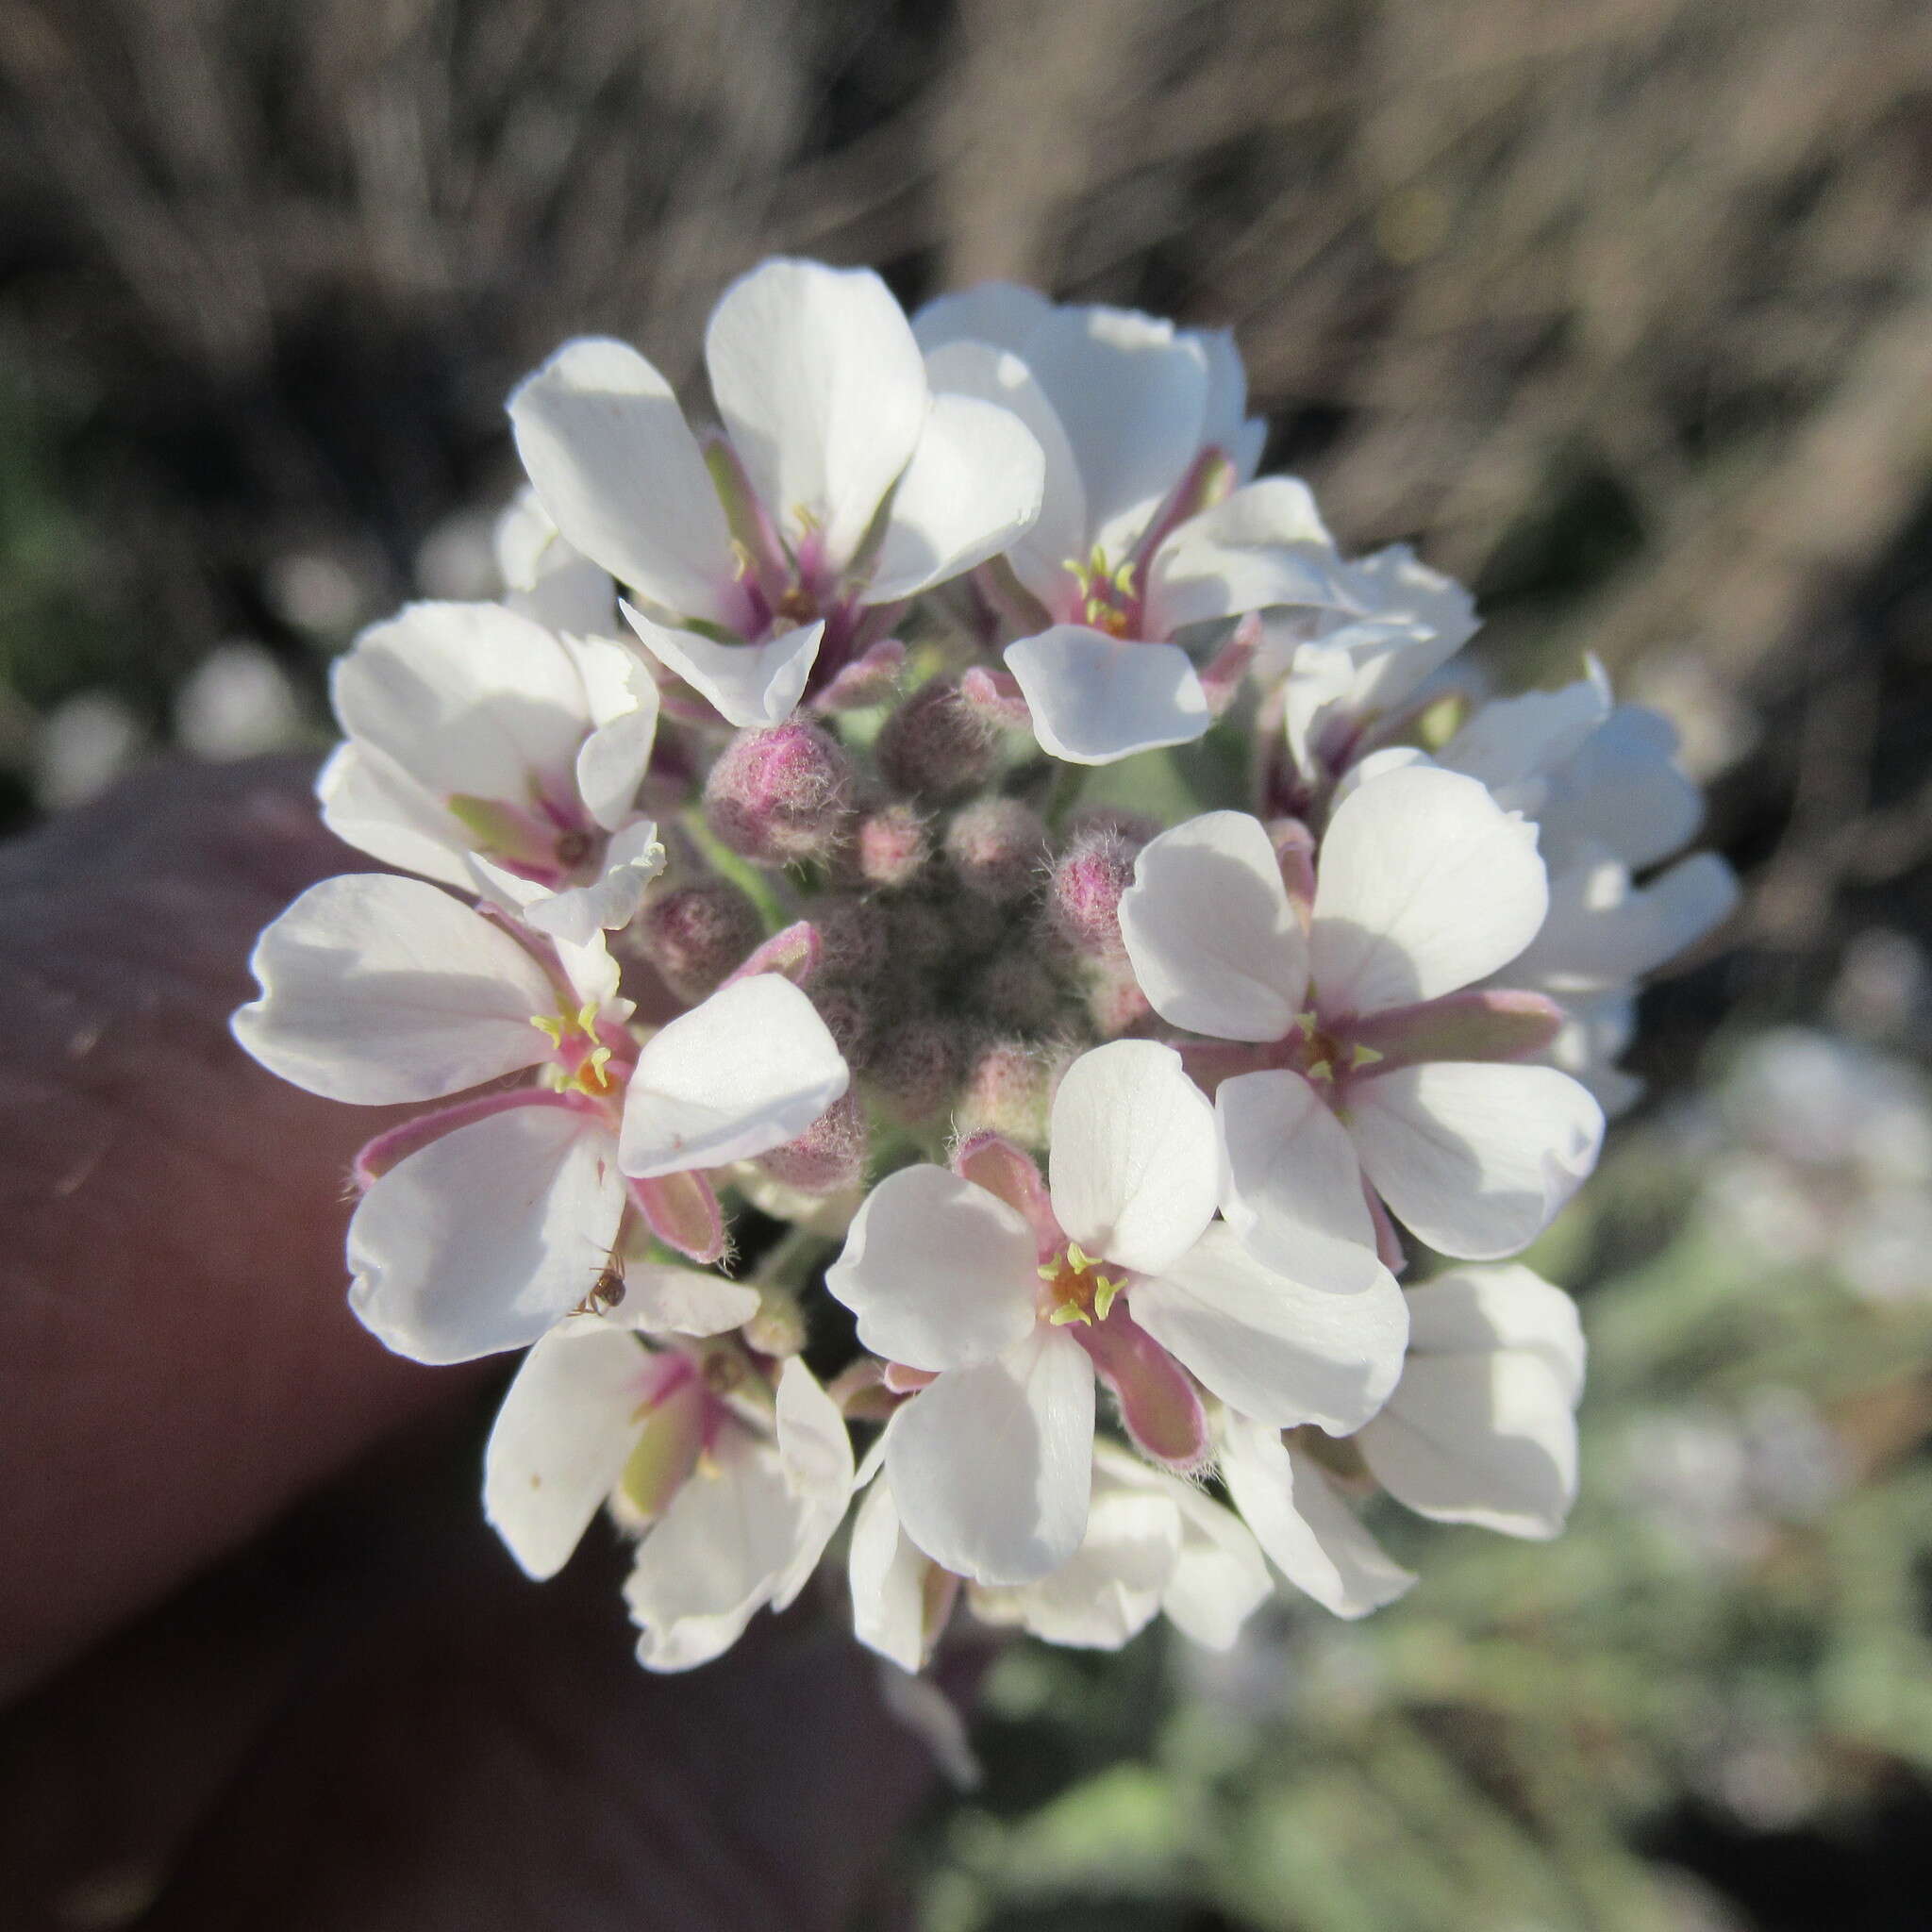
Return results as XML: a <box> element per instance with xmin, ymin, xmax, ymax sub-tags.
<box><xmin>571</xmin><ymin>1245</ymin><xmax>626</xmax><ymax>1317</ymax></box>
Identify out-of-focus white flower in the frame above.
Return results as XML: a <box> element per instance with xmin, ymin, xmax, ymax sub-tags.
<box><xmin>484</xmin><ymin>1330</ymin><xmax>852</xmax><ymax>1671</ymax></box>
<box><xmin>175</xmin><ymin>643</ymin><xmax>307</xmax><ymax>761</ymax></box>
<box><xmin>1611</xmin><ymin>1387</ymin><xmax>1843</xmax><ymax>1569</ymax></box>
<box><xmin>825</xmin><ymin>1039</ymin><xmax>1407</xmax><ymax>1585</ymax></box>
<box><xmin>34</xmin><ymin>691</ymin><xmax>143</xmax><ymax>809</ymax></box>
<box><xmin>231</xmin><ymin>874</ymin><xmax>846</xmax><ymax>1359</ymax></box>
<box><xmin>1702</xmin><ymin>1027</ymin><xmax>1932</xmax><ymax>1302</ymax></box>
<box><xmin>318</xmin><ymin>601</ymin><xmax>665</xmax><ymax>943</ymax></box>
<box><xmin>916</xmin><ymin>288</ymin><xmax>1324</xmax><ymax>765</ymax></box>
<box><xmin>510</xmin><ymin>258</ymin><xmax>1045</xmax><ymax>729</ymax></box>
<box><xmin>850</xmin><ymin>1438</ymin><xmax>1271</xmax><ymax>1668</ymax></box>
<box><xmin>1121</xmin><ymin>772</ymin><xmax>1604</xmax><ymax>1264</ymax></box>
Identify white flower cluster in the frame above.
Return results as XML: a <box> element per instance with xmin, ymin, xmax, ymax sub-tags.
<box><xmin>232</xmin><ymin>258</ymin><xmax>1737</xmax><ymax>1672</ymax></box>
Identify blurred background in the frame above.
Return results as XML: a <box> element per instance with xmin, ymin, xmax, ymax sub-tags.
<box><xmin>4</xmin><ymin>1</ymin><xmax>1932</xmax><ymax>1925</ymax></box>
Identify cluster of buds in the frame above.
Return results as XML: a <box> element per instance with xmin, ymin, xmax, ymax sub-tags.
<box><xmin>234</xmin><ymin>258</ymin><xmax>1736</xmax><ymax>1673</ymax></box>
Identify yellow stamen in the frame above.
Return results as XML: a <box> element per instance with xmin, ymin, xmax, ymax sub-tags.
<box><xmin>1349</xmin><ymin>1042</ymin><xmax>1385</xmax><ymax>1069</ymax></box>
<box><xmin>1048</xmin><ymin>1302</ymin><xmax>1092</xmax><ymax>1327</ymax></box>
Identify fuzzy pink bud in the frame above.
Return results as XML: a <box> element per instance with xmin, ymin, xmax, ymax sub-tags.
<box><xmin>754</xmin><ymin>1091</ymin><xmax>869</xmax><ymax>1195</ymax></box>
<box><xmin>1085</xmin><ymin>958</ymin><xmax>1153</xmax><ymax>1038</ymax></box>
<box><xmin>808</xmin><ymin>983</ymin><xmax>874</xmax><ymax>1067</ymax></box>
<box><xmin>870</xmin><ymin>1018</ymin><xmax>961</xmax><ymax>1124</ymax></box>
<box><xmin>968</xmin><ymin>954</ymin><xmax>1067</xmax><ymax>1032</ymax></box>
<box><xmin>874</xmin><ymin>678</ymin><xmax>998</xmax><ymax>801</ymax></box>
<box><xmin>814</xmin><ymin>895</ymin><xmax>891</xmax><ymax>982</ymax></box>
<box><xmin>630</xmin><ymin>879</ymin><xmax>763</xmax><ymax>1000</ymax></box>
<box><xmin>855</xmin><ymin>803</ymin><xmax>933</xmax><ymax>890</ymax></box>
<box><xmin>955</xmin><ymin>1038</ymin><xmax>1058</xmax><ymax>1146</ymax></box>
<box><xmin>1048</xmin><ymin>827</ymin><xmax>1140</xmax><ymax>960</ymax></box>
<box><xmin>944</xmin><ymin>797</ymin><xmax>1046</xmax><ymax>905</ymax></box>
<box><xmin>705</xmin><ymin>722</ymin><xmax>854</xmax><ymax>863</ymax></box>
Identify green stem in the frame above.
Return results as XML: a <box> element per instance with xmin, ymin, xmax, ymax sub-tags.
<box><xmin>679</xmin><ymin>808</ymin><xmax>791</xmax><ymax>933</ymax></box>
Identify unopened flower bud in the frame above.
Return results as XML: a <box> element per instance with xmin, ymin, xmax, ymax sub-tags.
<box><xmin>1085</xmin><ymin>958</ymin><xmax>1153</xmax><ymax>1038</ymax></box>
<box><xmin>855</xmin><ymin>802</ymin><xmax>933</xmax><ymax>890</ymax></box>
<box><xmin>705</xmin><ymin>722</ymin><xmax>854</xmax><ymax>863</ymax></box>
<box><xmin>809</xmin><ymin>983</ymin><xmax>874</xmax><ymax>1067</ymax></box>
<box><xmin>944</xmin><ymin>797</ymin><xmax>1046</xmax><ymax>905</ymax></box>
<box><xmin>814</xmin><ymin>894</ymin><xmax>891</xmax><ymax>983</ymax></box>
<box><xmin>870</xmin><ymin>1018</ymin><xmax>961</xmax><ymax>1124</ymax></box>
<box><xmin>743</xmin><ymin>1283</ymin><xmax>808</xmax><ymax>1358</ymax></box>
<box><xmin>755</xmin><ymin>1091</ymin><xmax>868</xmax><ymax>1196</ymax></box>
<box><xmin>885</xmin><ymin>898</ymin><xmax>953</xmax><ymax>977</ymax></box>
<box><xmin>1048</xmin><ymin>827</ymin><xmax>1140</xmax><ymax>960</ymax></box>
<box><xmin>954</xmin><ymin>1038</ymin><xmax>1058</xmax><ymax>1146</ymax></box>
<box><xmin>875</xmin><ymin>678</ymin><xmax>998</xmax><ymax>801</ymax></box>
<box><xmin>631</xmin><ymin>878</ymin><xmax>762</xmax><ymax>1000</ymax></box>
<box><xmin>968</xmin><ymin>953</ymin><xmax>1067</xmax><ymax>1032</ymax></box>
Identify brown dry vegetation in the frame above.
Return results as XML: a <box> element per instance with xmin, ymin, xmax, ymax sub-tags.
<box><xmin>1</xmin><ymin>0</ymin><xmax>1930</xmax><ymax>1000</ymax></box>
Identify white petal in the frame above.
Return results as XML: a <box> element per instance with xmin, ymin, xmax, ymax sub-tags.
<box><xmin>231</xmin><ymin>874</ymin><xmax>555</xmax><ymax>1105</ymax></box>
<box><xmin>1019</xmin><ymin>304</ymin><xmax>1208</xmax><ymax>558</ymax></box>
<box><xmin>769</xmin><ymin>1357</ymin><xmax>857</xmax><ymax>1610</ymax></box>
<box><xmin>1358</xmin><ymin>1350</ymin><xmax>1579</xmax><ymax>1539</ymax></box>
<box><xmin>971</xmin><ymin>1490</ymin><xmax>1179</xmax><ymax>1649</ymax></box>
<box><xmin>1509</xmin><ymin>848</ymin><xmax>1738</xmax><ymax>993</ymax></box>
<box><xmin>482</xmin><ymin>1321</ymin><xmax>653</xmax><ymax>1578</ymax></box>
<box><xmin>508</xmin><ymin>337</ymin><xmax>738</xmax><ymax>625</ymax></box>
<box><xmin>922</xmin><ymin>339</ymin><xmax>1087</xmax><ymax>605</ymax></box>
<box><xmin>1195</xmin><ymin>328</ymin><xmax>1268</xmax><ymax>480</ymax></box>
<box><xmin>1309</xmin><ymin>766</ymin><xmax>1548</xmax><ymax>1014</ymax></box>
<box><xmin>912</xmin><ymin>281</ymin><xmax>1053</xmax><ymax>355</ymax></box>
<box><xmin>1147</xmin><ymin>523</ymin><xmax>1340</xmax><ymax>636</ymax></box>
<box><xmin>866</xmin><ymin>392</ymin><xmax>1046</xmax><ymax>602</ymax></box>
<box><xmin>1338</xmin><ymin>543</ymin><xmax>1479</xmax><ymax>658</ymax></box>
<box><xmin>1536</xmin><ymin>703</ymin><xmax>1702</xmax><ymax>871</ymax></box>
<box><xmin>331</xmin><ymin>601</ymin><xmax>591</xmax><ymax>808</ymax></box>
<box><xmin>625</xmin><ymin>1430</ymin><xmax>799</xmax><ymax>1672</ymax></box>
<box><xmin>1216</xmin><ymin>1070</ymin><xmax>1386</xmax><ymax>1291</ymax></box>
<box><xmin>618</xmin><ymin>974</ymin><xmax>848</xmax><ymax>1178</ymax></box>
<box><xmin>704</xmin><ymin>258</ymin><xmax>927</xmax><ymax>568</ymax></box>
<box><xmin>1119</xmin><ymin>810</ymin><xmax>1309</xmax><ymax>1041</ymax></box>
<box><xmin>886</xmin><ymin>1331</ymin><xmax>1095</xmax><ymax>1586</ymax></box>
<box><xmin>1347</xmin><ymin>1061</ymin><xmax>1605</xmax><ymax>1259</ymax></box>
<box><xmin>515</xmin><ymin>820</ymin><xmax>666</xmax><ymax>946</ymax></box>
<box><xmin>1221</xmin><ymin>1415</ymin><xmax>1415</xmax><ymax>1618</ymax></box>
<box><xmin>1129</xmin><ymin>1224</ymin><xmax>1407</xmax><ymax>1434</ymax></box>
<box><xmin>1438</xmin><ymin>667</ymin><xmax>1611</xmax><ymax>806</ymax></box>
<box><xmin>625</xmin><ymin>605</ymin><xmax>822</xmax><ymax>729</ymax></box>
<box><xmin>824</xmin><ymin>1165</ymin><xmax>1039</xmax><ymax>1373</ymax></box>
<box><xmin>620</xmin><ymin>1263</ymin><xmax>760</xmax><ymax>1337</ymax></box>
<box><xmin>570</xmin><ymin>647</ymin><xmax>660</xmax><ymax>830</ymax></box>
<box><xmin>1047</xmin><ymin>1041</ymin><xmax>1219</xmax><ymax>1275</ymax></box>
<box><xmin>348</xmin><ymin>1107</ymin><xmax>625</xmax><ymax>1363</ymax></box>
<box><xmin>848</xmin><ymin>1472</ymin><xmax>937</xmax><ymax>1673</ymax></box>
<box><xmin>1403</xmin><ymin>1264</ymin><xmax>1586</xmax><ymax>1406</ymax></box>
<box><xmin>315</xmin><ymin>741</ymin><xmax>473</xmax><ymax>891</ymax></box>
<box><xmin>1005</xmin><ymin>629</ymin><xmax>1209</xmax><ymax>766</ymax></box>
<box><xmin>1091</xmin><ymin>1441</ymin><xmax>1270</xmax><ymax>1651</ymax></box>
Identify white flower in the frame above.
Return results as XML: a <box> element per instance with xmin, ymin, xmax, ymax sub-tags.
<box><xmin>1219</xmin><ymin>1412</ymin><xmax>1417</xmax><ymax>1619</ymax></box>
<box><xmin>916</xmin><ymin>289</ymin><xmax>1328</xmax><ymax>765</ymax></box>
<box><xmin>484</xmin><ymin>1328</ymin><xmax>852</xmax><ymax>1671</ymax></box>
<box><xmin>824</xmin><ymin>1040</ymin><xmax>1407</xmax><ymax>1586</ymax></box>
<box><xmin>849</xmin><ymin>1439</ymin><xmax>1270</xmax><ymax>1668</ymax></box>
<box><xmin>493</xmin><ymin>485</ymin><xmax>621</xmax><ymax>639</ymax></box>
<box><xmin>1270</xmin><ymin>542</ymin><xmax>1481</xmax><ymax>791</ymax></box>
<box><xmin>1222</xmin><ymin>1263</ymin><xmax>1585</xmax><ymax>1618</ymax></box>
<box><xmin>317</xmin><ymin>600</ymin><xmax>666</xmax><ymax>944</ymax></box>
<box><xmin>231</xmin><ymin>873</ymin><xmax>847</xmax><ymax>1360</ymax></box>
<box><xmin>1338</xmin><ymin>669</ymin><xmax>1739</xmax><ymax>1108</ymax></box>
<box><xmin>509</xmin><ymin>258</ymin><xmax>1046</xmax><ymax>729</ymax></box>
<box><xmin>1120</xmin><ymin>770</ymin><xmax>1606</xmax><ymax>1264</ymax></box>
<box><xmin>1356</xmin><ymin>1264</ymin><xmax>1586</xmax><ymax>1539</ymax></box>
